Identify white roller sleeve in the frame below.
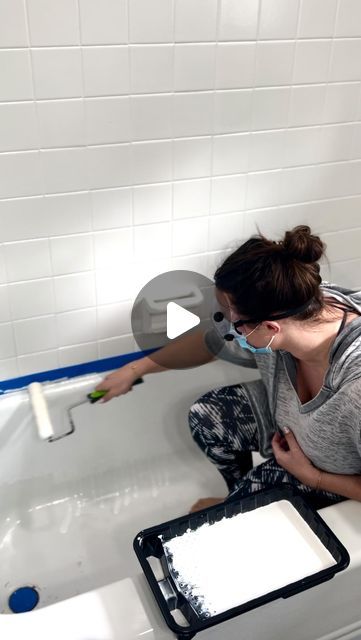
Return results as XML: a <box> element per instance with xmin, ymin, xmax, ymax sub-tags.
<box><xmin>28</xmin><ymin>382</ymin><xmax>54</xmax><ymax>440</ymax></box>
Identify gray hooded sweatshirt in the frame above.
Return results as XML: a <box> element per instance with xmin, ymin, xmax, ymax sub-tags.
<box><xmin>204</xmin><ymin>283</ymin><xmax>361</xmax><ymax>475</ymax></box>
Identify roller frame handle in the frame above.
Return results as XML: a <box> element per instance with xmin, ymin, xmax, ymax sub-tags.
<box><xmin>87</xmin><ymin>377</ymin><xmax>144</xmax><ymax>403</ymax></box>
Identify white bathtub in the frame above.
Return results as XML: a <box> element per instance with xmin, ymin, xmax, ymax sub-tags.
<box><xmin>0</xmin><ymin>359</ymin><xmax>360</xmax><ymax>640</ymax></box>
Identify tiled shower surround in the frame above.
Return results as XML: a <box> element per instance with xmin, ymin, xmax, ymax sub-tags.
<box><xmin>0</xmin><ymin>0</ymin><xmax>361</xmax><ymax>379</ymax></box>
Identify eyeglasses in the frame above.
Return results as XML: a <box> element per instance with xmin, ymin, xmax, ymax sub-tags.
<box><xmin>213</xmin><ymin>299</ymin><xmax>313</xmax><ymax>335</ymax></box>
<box><xmin>233</xmin><ymin>299</ymin><xmax>313</xmax><ymax>333</ymax></box>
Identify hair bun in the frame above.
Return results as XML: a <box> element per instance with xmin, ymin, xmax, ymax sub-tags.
<box><xmin>282</xmin><ymin>225</ymin><xmax>325</xmax><ymax>264</ymax></box>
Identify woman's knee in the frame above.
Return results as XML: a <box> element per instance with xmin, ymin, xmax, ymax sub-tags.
<box><xmin>188</xmin><ymin>384</ymin><xmax>252</xmax><ymax>437</ymax></box>
<box><xmin>188</xmin><ymin>384</ymin><xmax>246</xmax><ymax>419</ymax></box>
<box><xmin>188</xmin><ymin>389</ymin><xmax>217</xmax><ymax>425</ymax></box>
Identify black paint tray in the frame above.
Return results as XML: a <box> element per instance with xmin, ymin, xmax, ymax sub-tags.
<box><xmin>133</xmin><ymin>487</ymin><xmax>349</xmax><ymax>640</ymax></box>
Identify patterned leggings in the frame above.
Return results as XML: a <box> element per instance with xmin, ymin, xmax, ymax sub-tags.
<box><xmin>189</xmin><ymin>384</ymin><xmax>345</xmax><ymax>510</ymax></box>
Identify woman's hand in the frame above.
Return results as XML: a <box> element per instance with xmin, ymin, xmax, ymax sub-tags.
<box><xmin>271</xmin><ymin>428</ymin><xmax>319</xmax><ymax>488</ymax></box>
<box><xmin>95</xmin><ymin>366</ymin><xmax>139</xmax><ymax>403</ymax></box>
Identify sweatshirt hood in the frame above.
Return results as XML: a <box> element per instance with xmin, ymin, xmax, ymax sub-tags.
<box><xmin>322</xmin><ymin>282</ymin><xmax>361</xmax><ymax>389</ymax></box>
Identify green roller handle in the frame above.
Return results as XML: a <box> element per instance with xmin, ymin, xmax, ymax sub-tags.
<box><xmin>87</xmin><ymin>377</ymin><xmax>144</xmax><ymax>403</ymax></box>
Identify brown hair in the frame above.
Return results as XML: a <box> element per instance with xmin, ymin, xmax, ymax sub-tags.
<box><xmin>214</xmin><ymin>225</ymin><xmax>353</xmax><ymax>323</ymax></box>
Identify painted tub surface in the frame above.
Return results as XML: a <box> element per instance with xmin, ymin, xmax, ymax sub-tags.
<box><xmin>0</xmin><ymin>360</ymin><xmax>250</xmax><ymax>613</ymax></box>
<box><xmin>0</xmin><ymin>359</ymin><xmax>361</xmax><ymax>640</ymax></box>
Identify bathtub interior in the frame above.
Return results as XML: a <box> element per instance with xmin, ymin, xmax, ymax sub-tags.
<box><xmin>0</xmin><ymin>360</ymin><xmax>258</xmax><ymax>614</ymax></box>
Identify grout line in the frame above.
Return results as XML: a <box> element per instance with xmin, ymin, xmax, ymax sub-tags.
<box><xmin>1</xmin><ymin>79</ymin><xmax>361</xmax><ymax>105</ymax></box>
<box><xmin>2</xmin><ymin>36</ymin><xmax>361</xmax><ymax>51</ymax></box>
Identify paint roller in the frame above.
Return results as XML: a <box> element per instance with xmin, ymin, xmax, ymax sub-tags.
<box><xmin>28</xmin><ymin>377</ymin><xmax>144</xmax><ymax>442</ymax></box>
<box><xmin>28</xmin><ymin>382</ymin><xmax>55</xmax><ymax>441</ymax></box>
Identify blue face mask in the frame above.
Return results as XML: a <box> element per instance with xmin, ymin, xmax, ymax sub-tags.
<box><xmin>234</xmin><ymin>324</ymin><xmax>276</xmax><ymax>354</ymax></box>
<box><xmin>211</xmin><ymin>299</ymin><xmax>276</xmax><ymax>354</ymax></box>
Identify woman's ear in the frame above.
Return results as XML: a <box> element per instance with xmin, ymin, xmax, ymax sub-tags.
<box><xmin>264</xmin><ymin>320</ymin><xmax>281</xmax><ymax>334</ymax></box>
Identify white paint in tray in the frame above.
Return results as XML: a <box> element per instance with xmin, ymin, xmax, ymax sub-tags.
<box><xmin>162</xmin><ymin>500</ymin><xmax>336</xmax><ymax>617</ymax></box>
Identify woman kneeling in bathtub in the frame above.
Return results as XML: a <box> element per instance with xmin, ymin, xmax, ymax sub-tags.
<box><xmin>97</xmin><ymin>225</ymin><xmax>361</xmax><ymax>512</ymax></box>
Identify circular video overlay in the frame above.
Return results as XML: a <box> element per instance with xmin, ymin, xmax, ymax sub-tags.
<box><xmin>131</xmin><ymin>270</ymin><xmax>220</xmax><ymax>369</ymax></box>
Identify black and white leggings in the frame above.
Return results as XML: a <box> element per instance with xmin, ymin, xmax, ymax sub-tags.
<box><xmin>189</xmin><ymin>384</ymin><xmax>345</xmax><ymax>510</ymax></box>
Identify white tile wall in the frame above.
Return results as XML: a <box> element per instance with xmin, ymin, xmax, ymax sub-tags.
<box><xmin>293</xmin><ymin>41</ymin><xmax>332</xmax><ymax>84</ymax></box>
<box><xmin>134</xmin><ymin>222</ymin><xmax>171</xmax><ymax>259</ymax></box>
<box><xmin>27</xmin><ymin>0</ymin><xmax>80</xmax><ymax>46</ymax></box>
<box><xmin>31</xmin><ymin>49</ymin><xmax>83</xmax><ymax>99</ymax></box>
<box><xmin>133</xmin><ymin>183</ymin><xmax>172</xmax><ymax>224</ymax></box>
<box><xmin>323</xmin><ymin>82</ymin><xmax>360</xmax><ymax>122</ymax></box>
<box><xmin>335</xmin><ymin>0</ymin><xmax>361</xmax><ymax>37</ymax></box>
<box><xmin>215</xmin><ymin>43</ymin><xmax>256</xmax><ymax>89</ymax></box>
<box><xmin>0</xmin><ymin>0</ymin><xmax>361</xmax><ymax>378</ymax></box>
<box><xmin>54</xmin><ymin>272</ymin><xmax>96</xmax><ymax>312</ymax></box>
<box><xmin>299</xmin><ymin>0</ymin><xmax>338</xmax><ymax>38</ymax></box>
<box><xmin>38</xmin><ymin>100</ymin><xmax>85</xmax><ymax>148</ymax></box>
<box><xmin>14</xmin><ymin>316</ymin><xmax>57</xmax><ymax>355</ymax></box>
<box><xmin>41</xmin><ymin>148</ymin><xmax>89</xmax><ymax>193</ymax></box>
<box><xmin>210</xmin><ymin>174</ymin><xmax>246</xmax><ymax>214</ymax></box>
<box><xmin>255</xmin><ymin>42</ymin><xmax>294</xmax><ymax>87</ymax></box>
<box><xmin>219</xmin><ymin>0</ymin><xmax>259</xmax><ymax>41</ymax></box>
<box><xmin>88</xmin><ymin>144</ymin><xmax>131</xmax><ymax>189</ymax></box>
<box><xmin>0</xmin><ymin>151</ymin><xmax>43</xmax><ymax>198</ymax></box>
<box><xmin>91</xmin><ymin>188</ymin><xmax>132</xmax><ymax>230</ymax></box>
<box><xmin>173</xmin><ymin>137</ymin><xmax>212</xmax><ymax>179</ymax></box>
<box><xmin>4</xmin><ymin>239</ymin><xmax>52</xmax><ymax>281</ymax></box>
<box><xmin>0</xmin><ymin>286</ymin><xmax>11</xmax><ymax>323</ymax></box>
<box><xmin>174</xmin><ymin>92</ymin><xmax>214</xmax><ymax>136</ymax></box>
<box><xmin>83</xmin><ymin>47</ymin><xmax>129</xmax><ymax>96</ymax></box>
<box><xmin>93</xmin><ymin>228</ymin><xmax>133</xmax><ymax>268</ymax></box>
<box><xmin>0</xmin><ymin>51</ymin><xmax>33</xmax><ymax>101</ymax></box>
<box><xmin>95</xmin><ymin>268</ymin><xmax>134</xmax><ymax>305</ymax></box>
<box><xmin>56</xmin><ymin>308</ymin><xmax>97</xmax><ymax>347</ymax></box>
<box><xmin>85</xmin><ymin>97</ymin><xmax>130</xmax><ymax>144</ymax></box>
<box><xmin>130</xmin><ymin>45</ymin><xmax>173</xmax><ymax>93</ymax></box>
<box><xmin>130</xmin><ymin>94</ymin><xmax>172</xmax><ymax>140</ymax></box>
<box><xmin>50</xmin><ymin>234</ymin><xmax>93</xmax><ymax>275</ymax></box>
<box><xmin>258</xmin><ymin>0</ymin><xmax>299</xmax><ymax>40</ymax></box>
<box><xmin>175</xmin><ymin>0</ymin><xmax>218</xmax><ymax>42</ymax></box>
<box><xmin>173</xmin><ymin>179</ymin><xmax>210</xmax><ymax>219</ymax></box>
<box><xmin>18</xmin><ymin>350</ymin><xmax>59</xmax><ymax>376</ymax></box>
<box><xmin>0</xmin><ymin>248</ymin><xmax>7</xmax><ymax>284</ymax></box>
<box><xmin>0</xmin><ymin>103</ymin><xmax>38</xmax><ymax>152</ymax></box>
<box><xmin>0</xmin><ymin>0</ymin><xmax>28</xmax><ymax>47</ymax></box>
<box><xmin>9</xmin><ymin>279</ymin><xmax>55</xmax><ymax>319</ymax></box>
<box><xmin>175</xmin><ymin>44</ymin><xmax>216</xmax><ymax>91</ymax></box>
<box><xmin>129</xmin><ymin>0</ymin><xmax>173</xmax><ymax>44</ymax></box>
<box><xmin>79</xmin><ymin>0</ymin><xmax>128</xmax><ymax>45</ymax></box>
<box><xmin>97</xmin><ymin>301</ymin><xmax>132</xmax><ymax>339</ymax></box>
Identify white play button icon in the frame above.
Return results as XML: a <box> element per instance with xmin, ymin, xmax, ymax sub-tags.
<box><xmin>131</xmin><ymin>269</ymin><xmax>216</xmax><ymax>368</ymax></box>
<box><xmin>166</xmin><ymin>302</ymin><xmax>200</xmax><ymax>339</ymax></box>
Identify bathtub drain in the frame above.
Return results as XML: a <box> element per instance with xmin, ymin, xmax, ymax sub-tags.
<box><xmin>8</xmin><ymin>586</ymin><xmax>39</xmax><ymax>613</ymax></box>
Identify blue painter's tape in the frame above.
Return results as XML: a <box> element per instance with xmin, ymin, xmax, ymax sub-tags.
<box><xmin>0</xmin><ymin>349</ymin><xmax>157</xmax><ymax>395</ymax></box>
